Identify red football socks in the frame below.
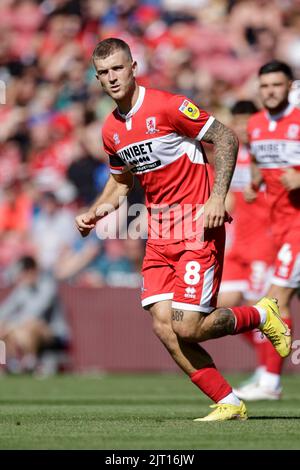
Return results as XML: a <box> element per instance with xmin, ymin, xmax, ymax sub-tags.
<box><xmin>231</xmin><ymin>306</ymin><xmax>261</xmax><ymax>334</ymax></box>
<box><xmin>243</xmin><ymin>330</ymin><xmax>268</xmax><ymax>366</ymax></box>
<box><xmin>190</xmin><ymin>364</ymin><xmax>232</xmax><ymax>402</ymax></box>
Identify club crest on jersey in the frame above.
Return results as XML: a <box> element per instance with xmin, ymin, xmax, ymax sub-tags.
<box><xmin>286</xmin><ymin>124</ymin><xmax>300</xmax><ymax>139</ymax></box>
<box><xmin>113</xmin><ymin>133</ymin><xmax>120</xmax><ymax>145</ymax></box>
<box><xmin>146</xmin><ymin>117</ymin><xmax>159</xmax><ymax>134</ymax></box>
<box><xmin>252</xmin><ymin>128</ymin><xmax>261</xmax><ymax>138</ymax></box>
<box><xmin>179</xmin><ymin>100</ymin><xmax>200</xmax><ymax>120</ymax></box>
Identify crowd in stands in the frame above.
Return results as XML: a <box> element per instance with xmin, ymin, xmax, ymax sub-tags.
<box><xmin>0</xmin><ymin>0</ymin><xmax>300</xmax><ymax>287</ymax></box>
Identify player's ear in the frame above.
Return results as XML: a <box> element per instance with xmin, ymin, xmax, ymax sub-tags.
<box><xmin>132</xmin><ymin>61</ymin><xmax>137</xmax><ymax>77</ymax></box>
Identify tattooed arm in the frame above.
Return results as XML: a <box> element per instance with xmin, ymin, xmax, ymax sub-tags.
<box><xmin>201</xmin><ymin>119</ymin><xmax>239</xmax><ymax>228</ymax></box>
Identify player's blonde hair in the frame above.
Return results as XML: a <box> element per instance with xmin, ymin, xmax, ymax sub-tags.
<box><xmin>92</xmin><ymin>38</ymin><xmax>132</xmax><ymax>63</ymax></box>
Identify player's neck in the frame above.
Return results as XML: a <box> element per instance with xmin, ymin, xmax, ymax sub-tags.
<box><xmin>116</xmin><ymin>83</ymin><xmax>140</xmax><ymax>116</ymax></box>
<box><xmin>266</xmin><ymin>99</ymin><xmax>290</xmax><ymax>117</ymax></box>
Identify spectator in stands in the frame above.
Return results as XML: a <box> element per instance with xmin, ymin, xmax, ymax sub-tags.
<box><xmin>0</xmin><ymin>255</ymin><xmax>70</xmax><ymax>374</ymax></box>
<box><xmin>0</xmin><ymin>177</ymin><xmax>33</xmax><ymax>234</ymax></box>
<box><xmin>55</xmin><ymin>230</ymin><xmax>103</xmax><ymax>284</ymax></box>
<box><xmin>31</xmin><ymin>191</ymin><xmax>76</xmax><ymax>272</ymax></box>
<box><xmin>229</xmin><ymin>0</ymin><xmax>283</xmax><ymax>58</ymax></box>
<box><xmin>83</xmin><ymin>239</ymin><xmax>142</xmax><ymax>288</ymax></box>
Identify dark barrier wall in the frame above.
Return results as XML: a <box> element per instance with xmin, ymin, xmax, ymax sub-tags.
<box><xmin>1</xmin><ymin>287</ymin><xmax>299</xmax><ymax>372</ymax></box>
<box><xmin>59</xmin><ymin>286</ymin><xmax>300</xmax><ymax>373</ymax></box>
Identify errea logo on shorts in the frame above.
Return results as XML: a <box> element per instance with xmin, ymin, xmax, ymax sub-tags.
<box><xmin>184</xmin><ymin>287</ymin><xmax>196</xmax><ymax>299</ymax></box>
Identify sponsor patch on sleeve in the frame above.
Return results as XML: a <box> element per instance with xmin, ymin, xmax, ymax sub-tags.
<box><xmin>179</xmin><ymin>100</ymin><xmax>200</xmax><ymax>120</ymax></box>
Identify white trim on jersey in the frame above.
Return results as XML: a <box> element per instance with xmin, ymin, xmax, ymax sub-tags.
<box><xmin>118</xmin><ymin>86</ymin><xmax>146</xmax><ymax>120</ymax></box>
<box><xmin>251</xmin><ymin>139</ymin><xmax>300</xmax><ymax>168</ymax></box>
<box><xmin>172</xmin><ymin>301</ymin><xmax>214</xmax><ymax>313</ymax></box>
<box><xmin>110</xmin><ymin>167</ymin><xmax>130</xmax><ymax>175</ymax></box>
<box><xmin>271</xmin><ymin>276</ymin><xmax>299</xmax><ymax>289</ymax></box>
<box><xmin>196</xmin><ymin>116</ymin><xmax>215</xmax><ymax>141</ymax></box>
<box><xmin>126</xmin><ymin>118</ymin><xmax>132</xmax><ymax>131</ymax></box>
<box><xmin>116</xmin><ymin>133</ymin><xmax>206</xmax><ymax>175</ymax></box>
<box><xmin>142</xmin><ymin>293</ymin><xmax>174</xmax><ymax>307</ymax></box>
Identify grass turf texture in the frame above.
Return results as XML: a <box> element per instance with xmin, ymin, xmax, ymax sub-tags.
<box><xmin>0</xmin><ymin>373</ymin><xmax>300</xmax><ymax>450</ymax></box>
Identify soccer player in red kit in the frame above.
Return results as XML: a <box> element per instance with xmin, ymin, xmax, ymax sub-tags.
<box><xmin>218</xmin><ymin>101</ymin><xmax>276</xmax><ymax>387</ymax></box>
<box><xmin>234</xmin><ymin>61</ymin><xmax>300</xmax><ymax>401</ymax></box>
<box><xmin>219</xmin><ymin>101</ymin><xmax>275</xmax><ymax>306</ymax></box>
<box><xmin>76</xmin><ymin>39</ymin><xmax>291</xmax><ymax>420</ymax></box>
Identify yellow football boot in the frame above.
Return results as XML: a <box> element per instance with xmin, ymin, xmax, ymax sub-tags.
<box><xmin>256</xmin><ymin>297</ymin><xmax>291</xmax><ymax>358</ymax></box>
<box><xmin>193</xmin><ymin>401</ymin><xmax>248</xmax><ymax>422</ymax></box>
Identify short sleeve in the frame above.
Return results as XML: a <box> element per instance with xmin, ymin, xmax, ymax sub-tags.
<box><xmin>166</xmin><ymin>95</ymin><xmax>215</xmax><ymax>140</ymax></box>
<box><xmin>102</xmin><ymin>127</ymin><xmax>129</xmax><ymax>175</ymax></box>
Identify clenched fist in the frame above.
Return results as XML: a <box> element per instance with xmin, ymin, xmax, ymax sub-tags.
<box><xmin>75</xmin><ymin>210</ymin><xmax>98</xmax><ymax>237</ymax></box>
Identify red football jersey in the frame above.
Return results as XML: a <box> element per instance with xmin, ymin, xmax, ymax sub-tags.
<box><xmin>248</xmin><ymin>105</ymin><xmax>300</xmax><ymax>240</ymax></box>
<box><xmin>102</xmin><ymin>86</ymin><xmax>215</xmax><ymax>244</ymax></box>
<box><xmin>230</xmin><ymin>145</ymin><xmax>272</xmax><ymax>251</ymax></box>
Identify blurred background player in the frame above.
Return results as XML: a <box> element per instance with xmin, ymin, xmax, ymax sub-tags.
<box><xmin>0</xmin><ymin>255</ymin><xmax>70</xmax><ymax>374</ymax></box>
<box><xmin>218</xmin><ymin>100</ymin><xmax>275</xmax><ymax>388</ymax></box>
<box><xmin>235</xmin><ymin>60</ymin><xmax>300</xmax><ymax>401</ymax></box>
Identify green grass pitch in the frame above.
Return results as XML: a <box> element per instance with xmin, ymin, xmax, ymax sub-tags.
<box><xmin>0</xmin><ymin>373</ymin><xmax>300</xmax><ymax>449</ymax></box>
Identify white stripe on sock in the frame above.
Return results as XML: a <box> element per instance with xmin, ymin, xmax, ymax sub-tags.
<box><xmin>255</xmin><ymin>306</ymin><xmax>267</xmax><ymax>326</ymax></box>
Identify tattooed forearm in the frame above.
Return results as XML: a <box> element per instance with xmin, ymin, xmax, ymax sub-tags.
<box><xmin>202</xmin><ymin>119</ymin><xmax>239</xmax><ymax>199</ymax></box>
<box><xmin>211</xmin><ymin>308</ymin><xmax>235</xmax><ymax>337</ymax></box>
<box><xmin>172</xmin><ymin>310</ymin><xmax>184</xmax><ymax>321</ymax></box>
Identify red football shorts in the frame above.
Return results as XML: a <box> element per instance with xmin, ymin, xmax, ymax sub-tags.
<box><xmin>141</xmin><ymin>226</ymin><xmax>225</xmax><ymax>313</ymax></box>
<box><xmin>272</xmin><ymin>228</ymin><xmax>300</xmax><ymax>288</ymax></box>
<box><xmin>220</xmin><ymin>245</ymin><xmax>275</xmax><ymax>300</ymax></box>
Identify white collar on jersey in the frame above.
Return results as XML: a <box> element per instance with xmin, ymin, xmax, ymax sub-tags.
<box><xmin>265</xmin><ymin>103</ymin><xmax>294</xmax><ymax>122</ymax></box>
<box><xmin>117</xmin><ymin>86</ymin><xmax>146</xmax><ymax>120</ymax></box>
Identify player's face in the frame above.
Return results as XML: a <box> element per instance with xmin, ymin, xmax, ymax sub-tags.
<box><xmin>259</xmin><ymin>72</ymin><xmax>291</xmax><ymax>112</ymax></box>
<box><xmin>94</xmin><ymin>50</ymin><xmax>137</xmax><ymax>102</ymax></box>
